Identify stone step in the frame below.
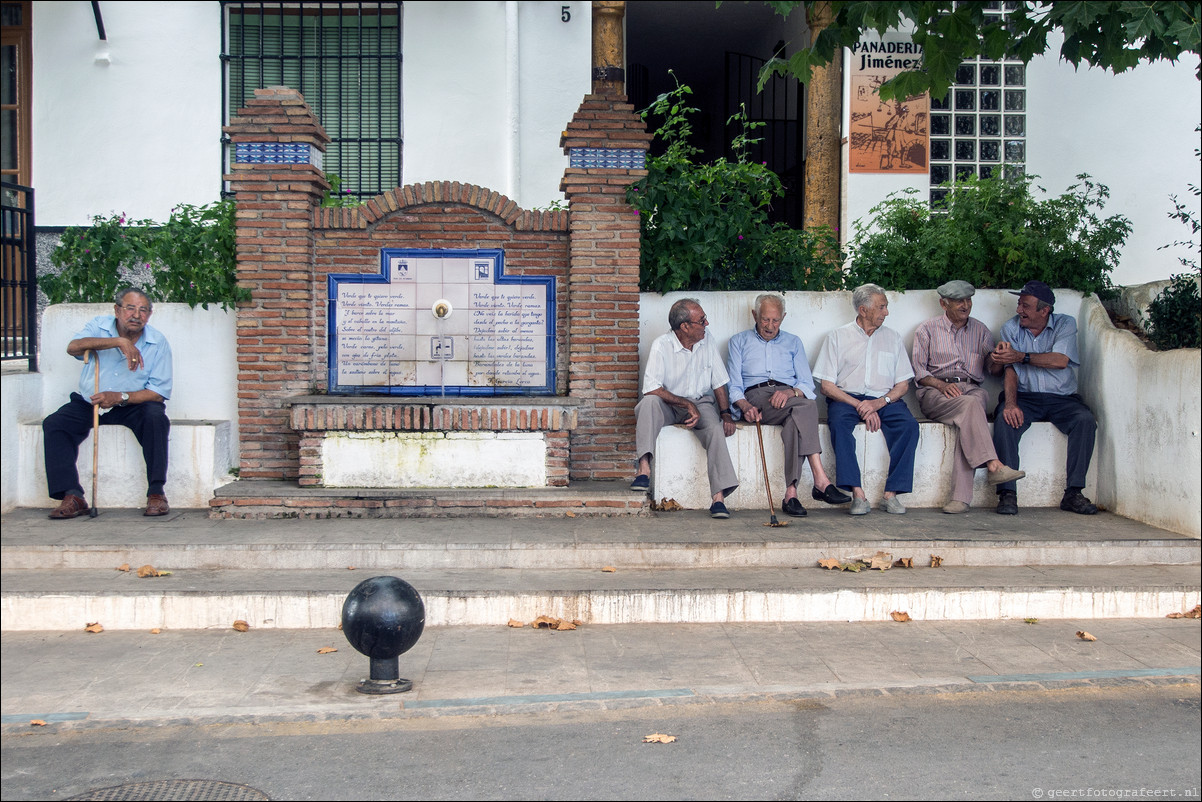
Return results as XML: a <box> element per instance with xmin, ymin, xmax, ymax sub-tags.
<box><xmin>4</xmin><ymin>508</ymin><xmax>1198</xmax><ymax>571</ymax></box>
<box><xmin>2</xmin><ymin>564</ymin><xmax>1197</xmax><ymax>631</ymax></box>
<box><xmin>206</xmin><ymin>480</ymin><xmax>650</xmax><ymax>518</ymax></box>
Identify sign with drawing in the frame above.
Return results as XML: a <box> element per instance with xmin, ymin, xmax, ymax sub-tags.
<box><xmin>848</xmin><ymin>36</ymin><xmax>930</xmax><ymax>174</ymax></box>
<box><xmin>327</xmin><ymin>248</ymin><xmax>556</xmax><ymax>396</ymax></box>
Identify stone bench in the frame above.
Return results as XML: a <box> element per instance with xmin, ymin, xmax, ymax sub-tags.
<box><xmin>651</xmin><ymin>419</ymin><xmax>1097</xmax><ymax>511</ymax></box>
<box><xmin>16</xmin><ymin>420</ymin><xmax>235</xmax><ymax>510</ymax></box>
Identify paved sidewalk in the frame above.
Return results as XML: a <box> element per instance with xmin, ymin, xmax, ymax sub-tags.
<box><xmin>2</xmin><ymin>618</ymin><xmax>1198</xmax><ymax>730</ymax></box>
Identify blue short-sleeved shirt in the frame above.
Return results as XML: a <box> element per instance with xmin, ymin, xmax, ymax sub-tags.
<box><xmin>73</xmin><ymin>315</ymin><xmax>173</xmax><ymax>401</ymax></box>
<box><xmin>1000</xmin><ymin>312</ymin><xmax>1079</xmax><ymax>395</ymax></box>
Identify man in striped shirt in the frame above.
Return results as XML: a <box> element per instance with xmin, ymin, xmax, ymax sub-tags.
<box><xmin>912</xmin><ymin>280</ymin><xmax>1024</xmax><ymax>514</ymax></box>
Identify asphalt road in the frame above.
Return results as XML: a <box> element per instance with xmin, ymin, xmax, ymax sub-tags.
<box><xmin>2</xmin><ymin>685</ymin><xmax>1199</xmax><ymax>801</ymax></box>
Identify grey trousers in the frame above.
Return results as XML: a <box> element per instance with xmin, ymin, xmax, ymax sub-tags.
<box><xmin>744</xmin><ymin>385</ymin><xmax>820</xmax><ymax>488</ymax></box>
<box><xmin>635</xmin><ymin>394</ymin><xmax>739</xmax><ymax>499</ymax></box>
<box><xmin>917</xmin><ymin>384</ymin><xmax>998</xmax><ymax>504</ymax></box>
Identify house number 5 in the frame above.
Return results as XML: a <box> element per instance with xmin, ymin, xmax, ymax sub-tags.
<box><xmin>561</xmin><ymin>5</ymin><xmax>571</xmax><ymax>22</ymax></box>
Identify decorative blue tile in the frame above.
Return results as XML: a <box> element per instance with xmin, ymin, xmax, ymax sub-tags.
<box><xmin>235</xmin><ymin>142</ymin><xmax>322</xmax><ymax>167</ymax></box>
<box><xmin>569</xmin><ymin>148</ymin><xmax>645</xmax><ymax>169</ymax></box>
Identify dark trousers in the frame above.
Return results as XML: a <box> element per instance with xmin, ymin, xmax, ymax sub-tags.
<box><xmin>992</xmin><ymin>392</ymin><xmax>1096</xmax><ymax>493</ymax></box>
<box><xmin>42</xmin><ymin>393</ymin><xmax>170</xmax><ymax>500</ymax></box>
<box><xmin>826</xmin><ymin>394</ymin><xmax>919</xmax><ymax>494</ymax></box>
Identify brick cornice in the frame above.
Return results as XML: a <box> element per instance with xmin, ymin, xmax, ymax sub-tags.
<box><xmin>313</xmin><ymin>181</ymin><xmax>570</xmax><ymax>232</ymax></box>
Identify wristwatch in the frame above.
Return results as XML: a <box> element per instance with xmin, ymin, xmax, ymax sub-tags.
<box><xmin>719</xmin><ymin>407</ymin><xmax>732</xmax><ymax>416</ymax></box>
<box><xmin>882</xmin><ymin>395</ymin><xmax>892</xmax><ymax>405</ymax></box>
<box><xmin>1021</xmin><ymin>352</ymin><xmax>1031</xmax><ymax>364</ymax></box>
<box><xmin>119</xmin><ymin>392</ymin><xmax>129</xmax><ymax>406</ymax></box>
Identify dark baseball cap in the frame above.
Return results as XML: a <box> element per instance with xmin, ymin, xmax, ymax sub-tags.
<box><xmin>1010</xmin><ymin>280</ymin><xmax>1055</xmax><ymax>306</ymax></box>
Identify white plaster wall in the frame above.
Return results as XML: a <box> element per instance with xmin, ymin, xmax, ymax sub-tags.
<box><xmin>321</xmin><ymin>431</ymin><xmax>547</xmax><ymax>488</ymax></box>
<box><xmin>402</xmin><ymin>1</ymin><xmax>591</xmax><ymax>208</ymax></box>
<box><xmin>1078</xmin><ymin>294</ymin><xmax>1201</xmax><ymax>537</ymax></box>
<box><xmin>840</xmin><ymin>40</ymin><xmax>1202</xmax><ymax>287</ymax></box>
<box><xmin>0</xmin><ymin>371</ymin><xmax>44</xmax><ymax>512</ymax></box>
<box><xmin>38</xmin><ymin>304</ymin><xmax>238</xmax><ymax>429</ymax></box>
<box><xmin>31</xmin><ymin>1</ymin><xmax>222</xmax><ymax>226</ymax></box>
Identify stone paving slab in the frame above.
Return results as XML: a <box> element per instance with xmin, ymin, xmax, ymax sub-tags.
<box><xmin>2</xmin><ymin>619</ymin><xmax>1197</xmax><ymax>730</ymax></box>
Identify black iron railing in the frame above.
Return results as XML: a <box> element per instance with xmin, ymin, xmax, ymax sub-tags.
<box><xmin>0</xmin><ymin>181</ymin><xmax>37</xmax><ymax>371</ymax></box>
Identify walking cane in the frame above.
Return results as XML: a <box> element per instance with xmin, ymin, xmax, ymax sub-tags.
<box><xmin>88</xmin><ymin>350</ymin><xmax>100</xmax><ymax>518</ymax></box>
<box><xmin>754</xmin><ymin>420</ymin><xmax>787</xmax><ymax>527</ymax></box>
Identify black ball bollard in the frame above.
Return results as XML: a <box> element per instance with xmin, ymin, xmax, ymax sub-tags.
<box><xmin>342</xmin><ymin>576</ymin><xmax>426</xmax><ymax>694</ymax></box>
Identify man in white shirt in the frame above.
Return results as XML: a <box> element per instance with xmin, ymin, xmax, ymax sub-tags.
<box><xmin>813</xmin><ymin>284</ymin><xmax>918</xmax><ymax>515</ymax></box>
<box><xmin>632</xmin><ymin>298</ymin><xmax>738</xmax><ymax>519</ymax></box>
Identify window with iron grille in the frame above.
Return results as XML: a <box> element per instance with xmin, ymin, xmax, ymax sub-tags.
<box><xmin>222</xmin><ymin>1</ymin><xmax>402</xmax><ymax>201</ymax></box>
<box><xmin>929</xmin><ymin>1</ymin><xmax>1026</xmax><ymax>205</ymax></box>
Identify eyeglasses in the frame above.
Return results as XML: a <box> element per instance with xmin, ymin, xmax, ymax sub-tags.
<box><xmin>120</xmin><ymin>305</ymin><xmax>151</xmax><ymax>315</ymax></box>
<box><xmin>685</xmin><ymin>316</ymin><xmax>708</xmax><ymax>327</ymax></box>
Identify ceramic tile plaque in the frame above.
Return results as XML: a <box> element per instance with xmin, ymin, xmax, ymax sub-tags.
<box><xmin>328</xmin><ymin>248</ymin><xmax>556</xmax><ymax>396</ymax></box>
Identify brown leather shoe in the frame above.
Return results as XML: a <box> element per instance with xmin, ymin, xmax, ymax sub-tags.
<box><xmin>49</xmin><ymin>494</ymin><xmax>90</xmax><ymax>520</ymax></box>
<box><xmin>144</xmin><ymin>494</ymin><xmax>170</xmax><ymax>517</ymax></box>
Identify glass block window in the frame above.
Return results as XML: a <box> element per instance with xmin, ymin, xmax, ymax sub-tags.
<box><xmin>222</xmin><ymin>2</ymin><xmax>402</xmax><ymax>201</ymax></box>
<box><xmin>929</xmin><ymin>2</ymin><xmax>1026</xmax><ymax>205</ymax></box>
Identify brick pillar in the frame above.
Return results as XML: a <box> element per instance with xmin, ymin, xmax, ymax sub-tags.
<box><xmin>560</xmin><ymin>94</ymin><xmax>651</xmax><ymax>480</ymax></box>
<box><xmin>224</xmin><ymin>87</ymin><xmax>330</xmax><ymax>480</ymax></box>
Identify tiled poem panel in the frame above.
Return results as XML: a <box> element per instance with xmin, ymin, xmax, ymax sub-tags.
<box><xmin>328</xmin><ymin>249</ymin><xmax>554</xmax><ymax>395</ymax></box>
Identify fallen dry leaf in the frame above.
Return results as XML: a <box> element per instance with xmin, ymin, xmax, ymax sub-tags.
<box><xmin>30</xmin><ymin>720</ymin><xmax>46</xmax><ymax>727</ymax></box>
<box><xmin>84</xmin><ymin>622</ymin><xmax>103</xmax><ymax>633</ymax></box>
<box><xmin>929</xmin><ymin>555</ymin><xmax>943</xmax><ymax>568</ymax></box>
<box><xmin>818</xmin><ymin>558</ymin><xmax>843</xmax><ymax>570</ymax></box>
<box><xmin>150</xmin><ymin>628</ymin><xmax>161</xmax><ymax>634</ymax></box>
<box><xmin>893</xmin><ymin>557</ymin><xmax>914</xmax><ymax>568</ymax></box>
<box><xmin>1024</xmin><ymin>618</ymin><xmax>1039</xmax><ymax>625</ymax></box>
<box><xmin>529</xmin><ymin>615</ymin><xmax>581</xmax><ymax>631</ymax></box>
<box><xmin>869</xmin><ymin>551</ymin><xmax>893</xmax><ymax>571</ymax></box>
<box><xmin>565</xmin><ymin>510</ymin><xmax>576</xmax><ymax>517</ymax></box>
<box><xmin>116</xmin><ymin>563</ymin><xmax>131</xmax><ymax>572</ymax></box>
<box><xmin>555</xmin><ymin>620</ymin><xmax>577</xmax><ymax>631</ymax></box>
<box><xmin>651</xmin><ymin>497</ymin><xmax>682</xmax><ymax>511</ymax></box>
<box><xmin>572</xmin><ymin>619</ymin><xmax>583</xmax><ymax>626</ymax></box>
<box><xmin>347</xmin><ymin>566</ymin><xmax>356</xmax><ymax>571</ymax></box>
<box><xmin>601</xmin><ymin>566</ymin><xmax>616</xmax><ymax>573</ymax></box>
<box><xmin>643</xmin><ymin>733</ymin><xmax>677</xmax><ymax>744</ymax></box>
<box><xmin>137</xmin><ymin>564</ymin><xmax>159</xmax><ymax>578</ymax></box>
<box><xmin>890</xmin><ymin>611</ymin><xmax>912</xmax><ymax>622</ymax></box>
<box><xmin>317</xmin><ymin>647</ymin><xmax>338</xmax><ymax>654</ymax></box>
<box><xmin>531</xmin><ymin>615</ymin><xmax>558</xmax><ymax>629</ymax></box>
<box><xmin>1076</xmin><ymin>630</ymin><xmax>1097</xmax><ymax>641</ymax></box>
<box><xmin>1166</xmin><ymin>604</ymin><xmax>1201</xmax><ymax>619</ymax></box>
<box><xmin>507</xmin><ymin>619</ymin><xmax>526</xmax><ymax>628</ymax></box>
<box><xmin>232</xmin><ymin>620</ymin><xmax>250</xmax><ymax>632</ymax></box>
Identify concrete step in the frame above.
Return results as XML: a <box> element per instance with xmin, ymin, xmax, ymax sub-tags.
<box><xmin>206</xmin><ymin>480</ymin><xmax>650</xmax><ymax>518</ymax></box>
<box><xmin>2</xmin><ymin>564</ymin><xmax>1198</xmax><ymax>631</ymax></box>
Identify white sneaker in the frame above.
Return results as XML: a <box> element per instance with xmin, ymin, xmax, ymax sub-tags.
<box><xmin>850</xmin><ymin>497</ymin><xmax>871</xmax><ymax>515</ymax></box>
<box><xmin>883</xmin><ymin>495</ymin><xmax>907</xmax><ymax>514</ymax></box>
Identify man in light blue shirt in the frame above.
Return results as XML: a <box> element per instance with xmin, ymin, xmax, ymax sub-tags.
<box><xmin>42</xmin><ymin>287</ymin><xmax>174</xmax><ymax>519</ymax></box>
<box><xmin>988</xmin><ymin>280</ymin><xmax>1098</xmax><ymax>515</ymax></box>
<box><xmin>727</xmin><ymin>294</ymin><xmax>850</xmax><ymax>517</ymax></box>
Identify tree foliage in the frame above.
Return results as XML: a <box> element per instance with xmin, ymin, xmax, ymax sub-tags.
<box><xmin>755</xmin><ymin>1</ymin><xmax>1201</xmax><ymax>100</ymax></box>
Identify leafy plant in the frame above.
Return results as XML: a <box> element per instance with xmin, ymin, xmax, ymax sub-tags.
<box><xmin>42</xmin><ymin>200</ymin><xmax>247</xmax><ymax>310</ymax></box>
<box><xmin>321</xmin><ymin>173</ymin><xmax>366</xmax><ymax>208</ymax></box>
<box><xmin>846</xmin><ymin>173</ymin><xmax>1132</xmax><ymax>297</ymax></box>
<box><xmin>627</xmin><ymin>76</ymin><xmax>845</xmax><ymax>293</ymax></box>
<box><xmin>1145</xmin><ymin>273</ymin><xmax>1201</xmax><ymax>350</ymax></box>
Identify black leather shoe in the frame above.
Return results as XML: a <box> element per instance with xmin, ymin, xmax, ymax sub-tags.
<box><xmin>782</xmin><ymin>497</ymin><xmax>808</xmax><ymax>517</ymax></box>
<box><xmin>1060</xmin><ymin>489</ymin><xmax>1098</xmax><ymax>515</ymax></box>
<box><xmin>812</xmin><ymin>484</ymin><xmax>852</xmax><ymax>505</ymax></box>
<box><xmin>996</xmin><ymin>490</ymin><xmax>1018</xmax><ymax>515</ymax></box>
<box><xmin>709</xmin><ymin>501</ymin><xmax>730</xmax><ymax>519</ymax></box>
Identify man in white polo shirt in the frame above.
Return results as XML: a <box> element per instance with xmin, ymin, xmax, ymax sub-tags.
<box><xmin>631</xmin><ymin>298</ymin><xmax>738</xmax><ymax>519</ymax></box>
<box><xmin>813</xmin><ymin>283</ymin><xmax>918</xmax><ymax>515</ymax></box>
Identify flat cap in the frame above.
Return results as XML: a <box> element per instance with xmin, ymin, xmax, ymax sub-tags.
<box><xmin>937</xmin><ymin>280</ymin><xmax>976</xmax><ymax>299</ymax></box>
<box><xmin>1010</xmin><ymin>279</ymin><xmax>1055</xmax><ymax>306</ymax></box>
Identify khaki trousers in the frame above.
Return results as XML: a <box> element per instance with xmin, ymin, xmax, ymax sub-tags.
<box><xmin>635</xmin><ymin>394</ymin><xmax>739</xmax><ymax>499</ymax></box>
<box><xmin>743</xmin><ymin>385</ymin><xmax>820</xmax><ymax>488</ymax></box>
<box><xmin>917</xmin><ymin>384</ymin><xmax>998</xmax><ymax>504</ymax></box>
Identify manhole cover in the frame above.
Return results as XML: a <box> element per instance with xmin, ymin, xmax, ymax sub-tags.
<box><xmin>66</xmin><ymin>779</ymin><xmax>270</xmax><ymax>801</ymax></box>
